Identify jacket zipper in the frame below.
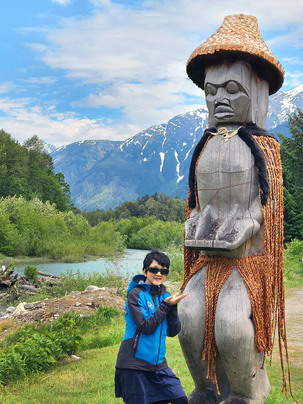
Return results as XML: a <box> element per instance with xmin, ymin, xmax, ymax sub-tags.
<box><xmin>155</xmin><ymin>289</ymin><xmax>162</xmax><ymax>371</ymax></box>
<box><xmin>133</xmin><ymin>330</ymin><xmax>140</xmax><ymax>355</ymax></box>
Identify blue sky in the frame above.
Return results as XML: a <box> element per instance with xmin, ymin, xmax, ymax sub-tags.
<box><xmin>0</xmin><ymin>0</ymin><xmax>303</xmax><ymax>146</ymax></box>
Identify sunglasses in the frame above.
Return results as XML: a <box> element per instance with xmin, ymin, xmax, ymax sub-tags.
<box><xmin>146</xmin><ymin>267</ymin><xmax>169</xmax><ymax>276</ymax></box>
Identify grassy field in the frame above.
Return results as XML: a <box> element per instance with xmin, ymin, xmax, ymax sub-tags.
<box><xmin>0</xmin><ymin>329</ymin><xmax>302</xmax><ymax>404</ymax></box>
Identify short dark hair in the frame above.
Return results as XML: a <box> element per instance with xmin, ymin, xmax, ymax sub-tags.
<box><xmin>143</xmin><ymin>249</ymin><xmax>170</xmax><ymax>270</ymax></box>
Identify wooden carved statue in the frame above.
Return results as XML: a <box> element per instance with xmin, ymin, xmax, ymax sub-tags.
<box><xmin>178</xmin><ymin>14</ymin><xmax>291</xmax><ymax>404</ymax></box>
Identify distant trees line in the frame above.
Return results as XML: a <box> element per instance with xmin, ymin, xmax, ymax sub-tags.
<box><xmin>81</xmin><ymin>193</ymin><xmax>186</xmax><ymax>225</ymax></box>
<box><xmin>0</xmin><ymin>196</ymin><xmax>184</xmax><ymax>257</ymax></box>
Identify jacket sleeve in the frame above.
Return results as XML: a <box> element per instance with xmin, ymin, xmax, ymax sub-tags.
<box><xmin>166</xmin><ymin>304</ymin><xmax>181</xmax><ymax>337</ymax></box>
<box><xmin>127</xmin><ymin>289</ymin><xmax>171</xmax><ymax>335</ymax></box>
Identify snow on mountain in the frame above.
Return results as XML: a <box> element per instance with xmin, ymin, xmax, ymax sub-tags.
<box><xmin>267</xmin><ymin>85</ymin><xmax>303</xmax><ymax>131</ymax></box>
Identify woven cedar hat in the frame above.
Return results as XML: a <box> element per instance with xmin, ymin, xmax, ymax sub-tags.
<box><xmin>187</xmin><ymin>14</ymin><xmax>284</xmax><ymax>95</ymax></box>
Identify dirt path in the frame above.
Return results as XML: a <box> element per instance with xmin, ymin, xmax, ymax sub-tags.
<box><xmin>284</xmin><ymin>288</ymin><xmax>303</xmax><ymax>367</ymax></box>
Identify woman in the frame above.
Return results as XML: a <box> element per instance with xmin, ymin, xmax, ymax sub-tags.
<box><xmin>115</xmin><ymin>250</ymin><xmax>188</xmax><ymax>404</ymax></box>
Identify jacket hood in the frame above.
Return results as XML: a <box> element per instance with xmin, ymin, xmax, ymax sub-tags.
<box><xmin>126</xmin><ymin>274</ymin><xmax>166</xmax><ymax>297</ymax></box>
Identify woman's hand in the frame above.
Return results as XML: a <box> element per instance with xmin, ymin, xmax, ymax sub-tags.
<box><xmin>165</xmin><ymin>292</ymin><xmax>189</xmax><ymax>305</ymax></box>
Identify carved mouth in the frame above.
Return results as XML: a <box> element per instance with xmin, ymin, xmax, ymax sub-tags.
<box><xmin>214</xmin><ymin>105</ymin><xmax>234</xmax><ymax>119</ymax></box>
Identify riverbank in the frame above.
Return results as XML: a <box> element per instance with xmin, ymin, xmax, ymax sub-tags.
<box><xmin>0</xmin><ymin>249</ymin><xmax>151</xmax><ymax>280</ymax></box>
<box><xmin>0</xmin><ymin>251</ymin><xmax>124</xmax><ymax>266</ymax></box>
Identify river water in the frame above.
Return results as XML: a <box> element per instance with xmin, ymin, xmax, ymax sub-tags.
<box><xmin>14</xmin><ymin>249</ymin><xmax>149</xmax><ymax>278</ymax></box>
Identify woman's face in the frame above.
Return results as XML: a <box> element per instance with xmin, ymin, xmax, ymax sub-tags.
<box><xmin>144</xmin><ymin>259</ymin><xmax>167</xmax><ymax>286</ymax></box>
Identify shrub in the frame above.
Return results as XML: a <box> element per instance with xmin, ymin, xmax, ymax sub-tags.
<box><xmin>24</xmin><ymin>266</ymin><xmax>38</xmax><ymax>283</ymax></box>
<box><xmin>166</xmin><ymin>245</ymin><xmax>184</xmax><ymax>282</ymax></box>
<box><xmin>0</xmin><ymin>196</ymin><xmax>126</xmax><ymax>258</ymax></box>
<box><xmin>129</xmin><ymin>220</ymin><xmax>183</xmax><ymax>250</ymax></box>
<box><xmin>0</xmin><ymin>307</ymin><xmax>123</xmax><ymax>385</ymax></box>
<box><xmin>0</xmin><ymin>315</ymin><xmax>83</xmax><ymax>385</ymax></box>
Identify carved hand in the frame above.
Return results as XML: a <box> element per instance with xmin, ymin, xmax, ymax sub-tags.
<box><xmin>165</xmin><ymin>292</ymin><xmax>189</xmax><ymax>305</ymax></box>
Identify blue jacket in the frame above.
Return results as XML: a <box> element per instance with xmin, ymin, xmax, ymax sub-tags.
<box><xmin>115</xmin><ymin>274</ymin><xmax>181</xmax><ymax>371</ymax></box>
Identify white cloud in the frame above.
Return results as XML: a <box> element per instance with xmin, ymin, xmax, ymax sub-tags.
<box><xmin>25</xmin><ymin>76</ymin><xmax>57</xmax><ymax>85</ymax></box>
<box><xmin>0</xmin><ymin>97</ymin><xmax>129</xmax><ymax>146</ymax></box>
<box><xmin>5</xmin><ymin>0</ymin><xmax>303</xmax><ymax>145</ymax></box>
<box><xmin>282</xmin><ymin>57</ymin><xmax>303</xmax><ymax>66</ymax></box>
<box><xmin>0</xmin><ymin>92</ymin><xmax>201</xmax><ymax>147</ymax></box>
<box><xmin>50</xmin><ymin>0</ymin><xmax>73</xmax><ymax>6</ymax></box>
<box><xmin>26</xmin><ymin>0</ymin><xmax>210</xmax><ymax>138</ymax></box>
<box><xmin>281</xmin><ymin>57</ymin><xmax>303</xmax><ymax>88</ymax></box>
<box><xmin>0</xmin><ymin>82</ymin><xmax>15</xmax><ymax>94</ymax></box>
<box><xmin>283</xmin><ymin>70</ymin><xmax>303</xmax><ymax>88</ymax></box>
<box><xmin>266</xmin><ymin>26</ymin><xmax>303</xmax><ymax>50</ymax></box>
<box><xmin>31</xmin><ymin>1</ymin><xmax>303</xmax><ymax>86</ymax></box>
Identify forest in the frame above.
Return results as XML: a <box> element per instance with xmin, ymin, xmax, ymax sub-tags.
<box><xmin>279</xmin><ymin>109</ymin><xmax>303</xmax><ymax>242</ymax></box>
<box><xmin>0</xmin><ymin>110</ymin><xmax>303</xmax><ymax>259</ymax></box>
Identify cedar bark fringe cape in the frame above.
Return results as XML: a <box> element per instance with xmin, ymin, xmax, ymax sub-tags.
<box><xmin>181</xmin><ymin>126</ymin><xmax>295</xmax><ymax>399</ymax></box>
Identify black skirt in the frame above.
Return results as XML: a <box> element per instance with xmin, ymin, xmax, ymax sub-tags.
<box><xmin>115</xmin><ymin>367</ymin><xmax>186</xmax><ymax>404</ymax></box>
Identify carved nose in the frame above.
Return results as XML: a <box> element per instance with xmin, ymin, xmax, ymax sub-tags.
<box><xmin>214</xmin><ymin>87</ymin><xmax>231</xmax><ymax>105</ymax></box>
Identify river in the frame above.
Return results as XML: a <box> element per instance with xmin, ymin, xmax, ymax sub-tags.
<box><xmin>14</xmin><ymin>249</ymin><xmax>149</xmax><ymax>278</ymax></box>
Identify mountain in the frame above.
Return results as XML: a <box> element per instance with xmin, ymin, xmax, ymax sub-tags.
<box><xmin>42</xmin><ymin>142</ymin><xmax>58</xmax><ymax>154</ymax></box>
<box><xmin>71</xmin><ymin>110</ymin><xmax>208</xmax><ymax>211</ymax></box>
<box><xmin>50</xmin><ymin>85</ymin><xmax>303</xmax><ymax>211</ymax></box>
<box><xmin>266</xmin><ymin>84</ymin><xmax>303</xmax><ymax>137</ymax></box>
<box><xmin>51</xmin><ymin>139</ymin><xmax>120</xmax><ymax>196</ymax></box>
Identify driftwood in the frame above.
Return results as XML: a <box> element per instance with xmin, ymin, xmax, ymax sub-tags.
<box><xmin>0</xmin><ymin>272</ymin><xmax>18</xmax><ymax>289</ymax></box>
<box><xmin>0</xmin><ymin>265</ymin><xmax>14</xmax><ymax>277</ymax></box>
<box><xmin>38</xmin><ymin>271</ymin><xmax>60</xmax><ymax>279</ymax></box>
<box><xmin>0</xmin><ymin>265</ymin><xmax>62</xmax><ymax>304</ymax></box>
<box><xmin>19</xmin><ymin>284</ymin><xmax>38</xmax><ymax>292</ymax></box>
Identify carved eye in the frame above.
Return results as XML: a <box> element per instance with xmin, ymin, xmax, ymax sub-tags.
<box><xmin>205</xmin><ymin>83</ymin><xmax>217</xmax><ymax>96</ymax></box>
<box><xmin>225</xmin><ymin>81</ymin><xmax>240</xmax><ymax>94</ymax></box>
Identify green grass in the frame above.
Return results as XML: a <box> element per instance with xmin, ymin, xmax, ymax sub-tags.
<box><xmin>0</xmin><ymin>337</ymin><xmax>302</xmax><ymax>403</ymax></box>
<box><xmin>283</xmin><ymin>239</ymin><xmax>303</xmax><ymax>288</ymax></box>
<box><xmin>266</xmin><ymin>357</ymin><xmax>303</xmax><ymax>404</ymax></box>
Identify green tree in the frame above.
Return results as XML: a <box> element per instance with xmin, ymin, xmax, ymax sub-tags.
<box><xmin>24</xmin><ymin>136</ymin><xmax>72</xmax><ymax>211</ymax></box>
<box><xmin>0</xmin><ymin>207</ymin><xmax>18</xmax><ymax>255</ymax></box>
<box><xmin>0</xmin><ymin>130</ymin><xmax>29</xmax><ymax>198</ymax></box>
<box><xmin>279</xmin><ymin>109</ymin><xmax>303</xmax><ymax>241</ymax></box>
<box><xmin>0</xmin><ymin>131</ymin><xmax>72</xmax><ymax>211</ymax></box>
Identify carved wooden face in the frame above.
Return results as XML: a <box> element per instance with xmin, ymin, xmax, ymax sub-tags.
<box><xmin>204</xmin><ymin>61</ymin><xmax>269</xmax><ymax>128</ymax></box>
<box><xmin>205</xmin><ymin>61</ymin><xmax>252</xmax><ymax>127</ymax></box>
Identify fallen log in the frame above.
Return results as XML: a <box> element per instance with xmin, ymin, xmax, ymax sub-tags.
<box><xmin>19</xmin><ymin>284</ymin><xmax>38</xmax><ymax>292</ymax></box>
<box><xmin>0</xmin><ymin>277</ymin><xmax>17</xmax><ymax>289</ymax></box>
<box><xmin>38</xmin><ymin>271</ymin><xmax>60</xmax><ymax>279</ymax></box>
